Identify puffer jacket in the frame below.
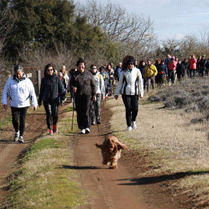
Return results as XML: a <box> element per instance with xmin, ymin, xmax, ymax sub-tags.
<box><xmin>189</xmin><ymin>58</ymin><xmax>197</xmax><ymax>69</ymax></box>
<box><xmin>145</xmin><ymin>64</ymin><xmax>158</xmax><ymax>80</ymax></box>
<box><xmin>115</xmin><ymin>67</ymin><xmax>144</xmax><ymax>97</ymax></box>
<box><xmin>38</xmin><ymin>74</ymin><xmax>65</xmax><ymax>105</ymax></box>
<box><xmin>1</xmin><ymin>76</ymin><xmax>37</xmax><ymax>108</ymax></box>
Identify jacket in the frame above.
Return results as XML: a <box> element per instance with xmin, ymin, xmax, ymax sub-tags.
<box><xmin>70</xmin><ymin>70</ymin><xmax>96</xmax><ymax>97</ymax></box>
<box><xmin>189</xmin><ymin>58</ymin><xmax>197</xmax><ymax>69</ymax></box>
<box><xmin>145</xmin><ymin>64</ymin><xmax>158</xmax><ymax>79</ymax></box>
<box><xmin>92</xmin><ymin>71</ymin><xmax>105</xmax><ymax>97</ymax></box>
<box><xmin>115</xmin><ymin>67</ymin><xmax>144</xmax><ymax>97</ymax></box>
<box><xmin>38</xmin><ymin>74</ymin><xmax>65</xmax><ymax>105</ymax></box>
<box><xmin>168</xmin><ymin>61</ymin><xmax>177</xmax><ymax>71</ymax></box>
<box><xmin>1</xmin><ymin>76</ymin><xmax>37</xmax><ymax>108</ymax></box>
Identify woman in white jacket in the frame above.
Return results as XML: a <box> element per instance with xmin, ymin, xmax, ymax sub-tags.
<box><xmin>1</xmin><ymin>65</ymin><xmax>37</xmax><ymax>142</ymax></box>
<box><xmin>114</xmin><ymin>56</ymin><xmax>144</xmax><ymax>131</ymax></box>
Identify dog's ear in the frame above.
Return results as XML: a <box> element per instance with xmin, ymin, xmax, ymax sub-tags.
<box><xmin>95</xmin><ymin>143</ymin><xmax>102</xmax><ymax>149</ymax></box>
<box><xmin>117</xmin><ymin>142</ymin><xmax>128</xmax><ymax>150</ymax></box>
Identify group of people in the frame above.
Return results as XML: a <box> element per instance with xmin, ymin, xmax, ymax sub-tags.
<box><xmin>2</xmin><ymin>53</ymin><xmax>208</xmax><ymax>141</ymax></box>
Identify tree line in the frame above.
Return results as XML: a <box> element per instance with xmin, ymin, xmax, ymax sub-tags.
<box><xmin>0</xmin><ymin>0</ymin><xmax>209</xmax><ymax>75</ymax></box>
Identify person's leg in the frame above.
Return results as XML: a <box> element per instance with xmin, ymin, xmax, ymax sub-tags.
<box><xmin>91</xmin><ymin>101</ymin><xmax>96</xmax><ymax>125</ymax></box>
<box><xmin>95</xmin><ymin>94</ymin><xmax>102</xmax><ymax>123</ymax></box>
<box><xmin>11</xmin><ymin>107</ymin><xmax>19</xmax><ymax>133</ymax></box>
<box><xmin>131</xmin><ymin>95</ymin><xmax>139</xmax><ymax>122</ymax></box>
<box><xmin>43</xmin><ymin>102</ymin><xmax>52</xmax><ymax>130</ymax></box>
<box><xmin>51</xmin><ymin>102</ymin><xmax>59</xmax><ymax>132</ymax></box>
<box><xmin>19</xmin><ymin>107</ymin><xmax>28</xmax><ymax>136</ymax></box>
<box><xmin>74</xmin><ymin>95</ymin><xmax>84</xmax><ymax>130</ymax></box>
<box><xmin>122</xmin><ymin>95</ymin><xmax>132</xmax><ymax>127</ymax></box>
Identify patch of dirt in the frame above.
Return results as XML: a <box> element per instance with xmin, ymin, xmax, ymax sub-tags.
<box><xmin>0</xmin><ymin>98</ymin><xmax>193</xmax><ymax>209</ymax></box>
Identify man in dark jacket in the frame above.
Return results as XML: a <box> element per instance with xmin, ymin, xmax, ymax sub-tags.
<box><xmin>70</xmin><ymin>58</ymin><xmax>96</xmax><ymax>134</ymax></box>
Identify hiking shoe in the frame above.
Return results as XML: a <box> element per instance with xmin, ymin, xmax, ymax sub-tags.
<box><xmin>97</xmin><ymin>120</ymin><xmax>101</xmax><ymax>124</ymax></box>
<box><xmin>127</xmin><ymin>126</ymin><xmax>132</xmax><ymax>131</ymax></box>
<box><xmin>85</xmin><ymin>128</ymin><xmax>90</xmax><ymax>134</ymax></box>
<box><xmin>132</xmin><ymin>121</ymin><xmax>137</xmax><ymax>129</ymax></box>
<box><xmin>48</xmin><ymin>129</ymin><xmax>53</xmax><ymax>135</ymax></box>
<box><xmin>80</xmin><ymin>129</ymin><xmax>85</xmax><ymax>134</ymax></box>
<box><xmin>14</xmin><ymin>131</ymin><xmax>20</xmax><ymax>141</ymax></box>
<box><xmin>53</xmin><ymin>124</ymin><xmax>57</xmax><ymax>133</ymax></box>
<box><xmin>18</xmin><ymin>136</ymin><xmax>24</xmax><ymax>143</ymax></box>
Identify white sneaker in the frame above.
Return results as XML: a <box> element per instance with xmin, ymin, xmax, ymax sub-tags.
<box><xmin>132</xmin><ymin>121</ymin><xmax>137</xmax><ymax>129</ymax></box>
<box><xmin>18</xmin><ymin>136</ymin><xmax>24</xmax><ymax>143</ymax></box>
<box><xmin>85</xmin><ymin>128</ymin><xmax>90</xmax><ymax>134</ymax></box>
<box><xmin>80</xmin><ymin>129</ymin><xmax>85</xmax><ymax>134</ymax></box>
<box><xmin>127</xmin><ymin>126</ymin><xmax>132</xmax><ymax>131</ymax></box>
<box><xmin>14</xmin><ymin>131</ymin><xmax>20</xmax><ymax>141</ymax></box>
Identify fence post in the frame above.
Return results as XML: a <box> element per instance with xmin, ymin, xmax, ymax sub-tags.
<box><xmin>37</xmin><ymin>70</ymin><xmax>41</xmax><ymax>95</ymax></box>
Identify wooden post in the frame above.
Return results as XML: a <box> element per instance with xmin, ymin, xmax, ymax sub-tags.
<box><xmin>37</xmin><ymin>70</ymin><xmax>41</xmax><ymax>95</ymax></box>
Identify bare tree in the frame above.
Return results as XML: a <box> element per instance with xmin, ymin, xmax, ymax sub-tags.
<box><xmin>76</xmin><ymin>0</ymin><xmax>155</xmax><ymax>48</ymax></box>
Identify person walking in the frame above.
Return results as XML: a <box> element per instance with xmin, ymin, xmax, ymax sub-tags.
<box><xmin>144</xmin><ymin>59</ymin><xmax>158</xmax><ymax>92</ymax></box>
<box><xmin>168</xmin><ymin>56</ymin><xmax>177</xmax><ymax>84</ymax></box>
<box><xmin>114</xmin><ymin>56</ymin><xmax>144</xmax><ymax>131</ymax></box>
<box><xmin>70</xmin><ymin>58</ymin><xmax>96</xmax><ymax>134</ymax></box>
<box><xmin>189</xmin><ymin>55</ymin><xmax>197</xmax><ymax>77</ymax></box>
<box><xmin>1</xmin><ymin>65</ymin><xmax>38</xmax><ymax>143</ymax></box>
<box><xmin>90</xmin><ymin>64</ymin><xmax>105</xmax><ymax>125</ymax></box>
<box><xmin>38</xmin><ymin>64</ymin><xmax>65</xmax><ymax>135</ymax></box>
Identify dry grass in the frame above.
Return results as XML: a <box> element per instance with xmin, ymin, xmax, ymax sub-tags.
<box><xmin>107</xmin><ymin>77</ymin><xmax>209</xmax><ymax>208</ymax></box>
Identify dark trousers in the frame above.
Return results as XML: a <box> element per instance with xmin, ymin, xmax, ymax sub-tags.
<box><xmin>91</xmin><ymin>93</ymin><xmax>102</xmax><ymax>123</ymax></box>
<box><xmin>11</xmin><ymin>107</ymin><xmax>28</xmax><ymax>136</ymax></box>
<box><xmin>43</xmin><ymin>102</ymin><xmax>59</xmax><ymax>130</ymax></box>
<box><xmin>122</xmin><ymin>95</ymin><xmax>139</xmax><ymax>127</ymax></box>
<box><xmin>75</xmin><ymin>95</ymin><xmax>92</xmax><ymax>130</ymax></box>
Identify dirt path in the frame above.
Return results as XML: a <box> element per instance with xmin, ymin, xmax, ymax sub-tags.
<box><xmin>0</xmin><ymin>100</ymin><xmax>191</xmax><ymax>208</ymax></box>
<box><xmin>72</xmin><ymin>101</ymin><xmax>188</xmax><ymax>209</ymax></box>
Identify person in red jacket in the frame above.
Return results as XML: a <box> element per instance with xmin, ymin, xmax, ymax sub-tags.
<box><xmin>168</xmin><ymin>56</ymin><xmax>177</xmax><ymax>84</ymax></box>
<box><xmin>189</xmin><ymin>54</ymin><xmax>197</xmax><ymax>77</ymax></box>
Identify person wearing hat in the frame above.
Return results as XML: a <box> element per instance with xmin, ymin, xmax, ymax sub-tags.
<box><xmin>1</xmin><ymin>64</ymin><xmax>38</xmax><ymax>143</ymax></box>
<box><xmin>70</xmin><ymin>58</ymin><xmax>96</xmax><ymax>134</ymax></box>
<box><xmin>189</xmin><ymin>54</ymin><xmax>197</xmax><ymax>77</ymax></box>
<box><xmin>114</xmin><ymin>55</ymin><xmax>144</xmax><ymax>131</ymax></box>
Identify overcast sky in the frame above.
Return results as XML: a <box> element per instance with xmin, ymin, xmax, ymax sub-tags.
<box><xmin>75</xmin><ymin>0</ymin><xmax>209</xmax><ymax>41</ymax></box>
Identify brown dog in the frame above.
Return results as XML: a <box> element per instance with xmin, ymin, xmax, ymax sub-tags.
<box><xmin>95</xmin><ymin>135</ymin><xmax>128</xmax><ymax>169</ymax></box>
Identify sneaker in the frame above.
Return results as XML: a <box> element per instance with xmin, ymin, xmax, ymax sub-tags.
<box><xmin>85</xmin><ymin>128</ymin><xmax>90</xmax><ymax>134</ymax></box>
<box><xmin>127</xmin><ymin>126</ymin><xmax>132</xmax><ymax>131</ymax></box>
<box><xmin>132</xmin><ymin>121</ymin><xmax>137</xmax><ymax>129</ymax></box>
<box><xmin>92</xmin><ymin>121</ymin><xmax>95</xmax><ymax>125</ymax></box>
<box><xmin>49</xmin><ymin>129</ymin><xmax>53</xmax><ymax>135</ymax></box>
<box><xmin>14</xmin><ymin>131</ymin><xmax>20</xmax><ymax>141</ymax></box>
<box><xmin>18</xmin><ymin>136</ymin><xmax>24</xmax><ymax>143</ymax></box>
<box><xmin>80</xmin><ymin>129</ymin><xmax>85</xmax><ymax>134</ymax></box>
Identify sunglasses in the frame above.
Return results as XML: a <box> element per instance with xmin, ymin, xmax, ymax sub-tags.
<box><xmin>47</xmin><ymin>68</ymin><xmax>53</xmax><ymax>72</ymax></box>
<box><xmin>128</xmin><ymin>62</ymin><xmax>134</xmax><ymax>65</ymax></box>
<box><xmin>92</xmin><ymin>68</ymin><xmax>97</xmax><ymax>70</ymax></box>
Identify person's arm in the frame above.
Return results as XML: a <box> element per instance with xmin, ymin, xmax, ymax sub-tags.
<box><xmin>1</xmin><ymin>78</ymin><xmax>10</xmax><ymax>110</ymax></box>
<box><xmin>114</xmin><ymin>71</ymin><xmax>124</xmax><ymax>99</ymax></box>
<box><xmin>100</xmin><ymin>74</ymin><xmax>105</xmax><ymax>99</ymax></box>
<box><xmin>137</xmin><ymin>69</ymin><xmax>144</xmax><ymax>98</ymax></box>
<box><xmin>38</xmin><ymin>78</ymin><xmax>44</xmax><ymax>106</ymax></box>
<box><xmin>58</xmin><ymin>77</ymin><xmax>65</xmax><ymax>103</ymax></box>
<box><xmin>29</xmin><ymin>79</ymin><xmax>38</xmax><ymax>109</ymax></box>
<box><xmin>90</xmin><ymin>73</ymin><xmax>96</xmax><ymax>102</ymax></box>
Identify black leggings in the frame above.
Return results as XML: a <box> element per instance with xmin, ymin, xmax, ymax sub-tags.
<box><xmin>43</xmin><ymin>102</ymin><xmax>59</xmax><ymax>130</ymax></box>
<box><xmin>11</xmin><ymin>107</ymin><xmax>28</xmax><ymax>136</ymax></box>
<box><xmin>122</xmin><ymin>95</ymin><xmax>139</xmax><ymax>127</ymax></box>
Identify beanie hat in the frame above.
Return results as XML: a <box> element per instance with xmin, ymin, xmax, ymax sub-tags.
<box><xmin>14</xmin><ymin>65</ymin><xmax>24</xmax><ymax>74</ymax></box>
<box><xmin>127</xmin><ymin>58</ymin><xmax>135</xmax><ymax>64</ymax></box>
